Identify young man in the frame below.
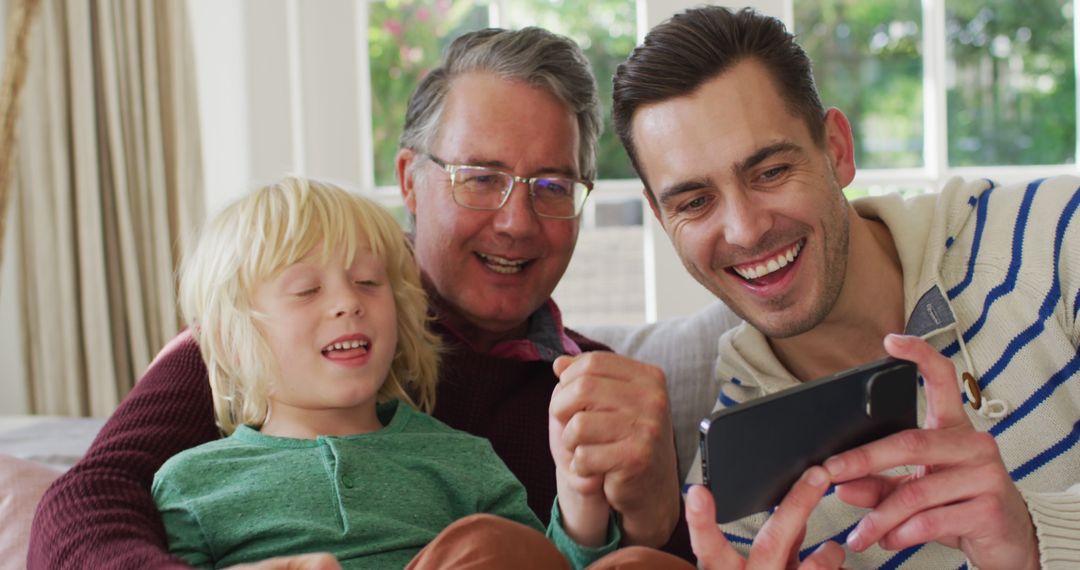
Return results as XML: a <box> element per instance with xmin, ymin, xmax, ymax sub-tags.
<box><xmin>29</xmin><ymin>28</ymin><xmax>692</xmax><ymax>568</ymax></box>
<box><xmin>614</xmin><ymin>6</ymin><xmax>1080</xmax><ymax>569</ymax></box>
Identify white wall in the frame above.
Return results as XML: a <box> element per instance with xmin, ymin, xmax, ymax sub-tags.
<box><xmin>189</xmin><ymin>0</ymin><xmax>250</xmax><ymax>215</ymax></box>
<box><xmin>190</xmin><ymin>0</ymin><xmax>374</xmax><ymax>212</ymax></box>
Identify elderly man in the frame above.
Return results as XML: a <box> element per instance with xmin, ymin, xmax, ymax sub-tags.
<box><xmin>614</xmin><ymin>6</ymin><xmax>1080</xmax><ymax>569</ymax></box>
<box><xmin>28</xmin><ymin>27</ymin><xmax>691</xmax><ymax>568</ymax></box>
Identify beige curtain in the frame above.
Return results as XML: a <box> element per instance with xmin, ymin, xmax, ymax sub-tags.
<box><xmin>14</xmin><ymin>0</ymin><xmax>203</xmax><ymax>416</ymax></box>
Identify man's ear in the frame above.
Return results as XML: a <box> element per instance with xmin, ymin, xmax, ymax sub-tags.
<box><xmin>823</xmin><ymin>108</ymin><xmax>856</xmax><ymax>187</ymax></box>
<box><xmin>396</xmin><ymin>148</ymin><xmax>419</xmax><ymax>215</ymax></box>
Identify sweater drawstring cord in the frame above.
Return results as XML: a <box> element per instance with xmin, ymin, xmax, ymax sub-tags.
<box><xmin>953</xmin><ymin>328</ymin><xmax>1008</xmax><ymax>419</ymax></box>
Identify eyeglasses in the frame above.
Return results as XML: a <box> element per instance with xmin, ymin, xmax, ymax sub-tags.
<box><xmin>425</xmin><ymin>154</ymin><xmax>592</xmax><ymax>219</ymax></box>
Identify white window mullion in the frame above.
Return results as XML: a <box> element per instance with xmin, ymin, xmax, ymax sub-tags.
<box><xmin>923</xmin><ymin>0</ymin><xmax>948</xmax><ymax>190</ymax></box>
<box><xmin>356</xmin><ymin>2</ymin><xmax>375</xmax><ymax>194</ymax></box>
<box><xmin>489</xmin><ymin>0</ymin><xmax>505</xmax><ymax>27</ymax></box>
<box><xmin>285</xmin><ymin>0</ymin><xmax>306</xmax><ymax>174</ymax></box>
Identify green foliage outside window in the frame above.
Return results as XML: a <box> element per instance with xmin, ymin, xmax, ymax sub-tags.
<box><xmin>368</xmin><ymin>0</ymin><xmax>637</xmax><ymax>187</ymax></box>
<box><xmin>797</xmin><ymin>0</ymin><xmax>1076</xmax><ymax>169</ymax></box>
<box><xmin>500</xmin><ymin>0</ymin><xmax>638</xmax><ymax>180</ymax></box>
<box><xmin>368</xmin><ymin>0</ymin><xmax>488</xmax><ymax>187</ymax></box>
<box><xmin>795</xmin><ymin>0</ymin><xmax>924</xmax><ymax>169</ymax></box>
<box><xmin>947</xmin><ymin>1</ymin><xmax>1075</xmax><ymax>166</ymax></box>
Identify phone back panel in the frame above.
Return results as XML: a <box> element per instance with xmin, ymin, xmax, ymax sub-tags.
<box><xmin>700</xmin><ymin>358</ymin><xmax>917</xmax><ymax>523</ymax></box>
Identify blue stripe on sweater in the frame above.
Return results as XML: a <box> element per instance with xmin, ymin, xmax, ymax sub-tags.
<box><xmin>942</xmin><ymin>180</ymin><xmax>1044</xmax><ymax>359</ymax></box>
<box><xmin>991</xmin><ymin>350</ymin><xmax>1080</xmax><ymax>438</ymax></box>
<box><xmin>725</xmin><ymin>506</ymin><xmax>854</xmax><ymax>558</ymax></box>
<box><xmin>723</xmin><ymin>531</ymin><xmax>752</xmax><ymax>545</ymax></box>
<box><xmin>953</xmin><ymin>180</ymin><xmax>1041</xmax><ymax>344</ymax></box>
<box><xmin>817</xmin><ymin>542</ymin><xmax>964</xmax><ymax>568</ymax></box>
<box><xmin>797</xmin><ymin>521</ymin><xmax>857</xmax><ymax>560</ymax></box>
<box><xmin>1010</xmin><ymin>418</ymin><xmax>1080</xmax><ymax>481</ymax></box>
<box><xmin>879</xmin><ymin>544</ymin><xmax>925</xmax><ymax>569</ymax></box>
<box><xmin>946</xmin><ymin>183</ymin><xmax>996</xmax><ymax>300</ymax></box>
<box><xmin>718</xmin><ymin>389</ymin><xmax>739</xmax><ymax>408</ymax></box>
<box><xmin>974</xmin><ymin>184</ymin><xmax>1074</xmax><ymax>382</ymax></box>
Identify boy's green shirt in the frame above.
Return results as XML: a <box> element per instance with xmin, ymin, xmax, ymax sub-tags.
<box><xmin>152</xmin><ymin>400</ymin><xmax>618</xmax><ymax>569</ymax></box>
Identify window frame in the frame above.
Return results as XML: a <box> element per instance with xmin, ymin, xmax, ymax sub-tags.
<box><xmin>192</xmin><ymin>0</ymin><xmax>1080</xmax><ymax>323</ymax></box>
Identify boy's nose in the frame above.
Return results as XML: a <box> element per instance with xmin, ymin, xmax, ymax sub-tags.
<box><xmin>333</xmin><ymin>297</ymin><xmax>364</xmax><ymax>318</ymax></box>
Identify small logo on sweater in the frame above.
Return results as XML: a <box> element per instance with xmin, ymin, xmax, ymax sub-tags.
<box><xmin>906</xmin><ymin>286</ymin><xmax>956</xmax><ymax>337</ymax></box>
<box><xmin>926</xmin><ymin>304</ymin><xmax>941</xmax><ymax>325</ymax></box>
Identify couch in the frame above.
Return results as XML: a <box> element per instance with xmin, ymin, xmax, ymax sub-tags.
<box><xmin>0</xmin><ymin>416</ymin><xmax>106</xmax><ymax>569</ymax></box>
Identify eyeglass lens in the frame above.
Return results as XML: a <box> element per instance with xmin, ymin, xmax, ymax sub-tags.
<box><xmin>453</xmin><ymin>167</ymin><xmax>585</xmax><ymax>218</ymax></box>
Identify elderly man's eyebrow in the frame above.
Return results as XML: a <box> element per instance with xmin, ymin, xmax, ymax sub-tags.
<box><xmin>460</xmin><ymin>158</ymin><xmax>579</xmax><ymax>178</ymax></box>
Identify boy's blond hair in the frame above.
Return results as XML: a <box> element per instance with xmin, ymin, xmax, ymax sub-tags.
<box><xmin>179</xmin><ymin>176</ymin><xmax>439</xmax><ymax>434</ymax></box>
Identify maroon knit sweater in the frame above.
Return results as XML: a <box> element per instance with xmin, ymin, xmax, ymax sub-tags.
<box><xmin>28</xmin><ymin>322</ymin><xmax>692</xmax><ymax>568</ymax></box>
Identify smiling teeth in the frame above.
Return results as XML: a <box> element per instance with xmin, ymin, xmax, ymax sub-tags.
<box><xmin>733</xmin><ymin>241</ymin><xmax>803</xmax><ymax>281</ymax></box>
<box><xmin>478</xmin><ymin>253</ymin><xmax>527</xmax><ymax>275</ymax></box>
<box><xmin>324</xmin><ymin>340</ymin><xmax>368</xmax><ymax>352</ymax></box>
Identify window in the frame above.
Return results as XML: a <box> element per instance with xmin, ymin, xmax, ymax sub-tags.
<box><xmin>796</xmin><ymin>0</ymin><xmax>924</xmax><ymax>170</ymax></box>
<box><xmin>368</xmin><ymin>1</ymin><xmax>488</xmax><ymax>187</ymax></box>
<box><xmin>367</xmin><ymin>0</ymin><xmax>637</xmax><ymax>183</ymax></box>
<box><xmin>947</xmin><ymin>1</ymin><xmax>1075</xmax><ymax>166</ymax></box>
<box><xmin>795</xmin><ymin>0</ymin><xmax>1077</xmax><ymax>197</ymax></box>
<box><xmin>192</xmin><ymin>0</ymin><xmax>1080</xmax><ymax>327</ymax></box>
<box><xmin>367</xmin><ymin>0</ymin><xmax>645</xmax><ymax>327</ymax></box>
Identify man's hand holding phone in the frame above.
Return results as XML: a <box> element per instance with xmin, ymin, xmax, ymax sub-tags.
<box><xmin>686</xmin><ymin>466</ymin><xmax>845</xmax><ymax>569</ymax></box>
<box><xmin>825</xmin><ymin>334</ymin><xmax>1039</xmax><ymax>570</ymax></box>
<box><xmin>701</xmin><ymin>356</ymin><xmax>918</xmax><ymax>523</ymax></box>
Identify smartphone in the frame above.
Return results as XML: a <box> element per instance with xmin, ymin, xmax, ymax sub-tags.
<box><xmin>699</xmin><ymin>357</ymin><xmax>918</xmax><ymax>523</ymax></box>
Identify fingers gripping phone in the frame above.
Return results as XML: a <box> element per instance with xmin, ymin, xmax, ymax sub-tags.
<box><xmin>699</xmin><ymin>357</ymin><xmax>918</xmax><ymax>523</ymax></box>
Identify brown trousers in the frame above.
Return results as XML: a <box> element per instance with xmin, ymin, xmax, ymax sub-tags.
<box><xmin>406</xmin><ymin>514</ymin><xmax>695</xmax><ymax>570</ymax></box>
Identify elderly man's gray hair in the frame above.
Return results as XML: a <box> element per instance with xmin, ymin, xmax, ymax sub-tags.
<box><xmin>399</xmin><ymin>27</ymin><xmax>602</xmax><ymax>181</ymax></box>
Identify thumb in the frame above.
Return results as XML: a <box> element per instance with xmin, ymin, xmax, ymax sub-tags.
<box><xmin>553</xmin><ymin>354</ymin><xmax>582</xmax><ymax>378</ymax></box>
<box><xmin>686</xmin><ymin>485</ymin><xmax>744</xmax><ymax>569</ymax></box>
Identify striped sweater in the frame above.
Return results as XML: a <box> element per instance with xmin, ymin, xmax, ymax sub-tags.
<box><xmin>686</xmin><ymin>176</ymin><xmax>1080</xmax><ymax>568</ymax></box>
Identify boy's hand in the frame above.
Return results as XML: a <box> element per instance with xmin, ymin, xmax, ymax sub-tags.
<box><xmin>549</xmin><ymin>352</ymin><xmax>680</xmax><ymax>547</ymax></box>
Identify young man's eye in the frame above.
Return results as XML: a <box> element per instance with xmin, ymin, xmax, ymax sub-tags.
<box><xmin>296</xmin><ymin>287</ymin><xmax>320</xmax><ymax>297</ymax></box>
<box><xmin>677</xmin><ymin>195</ymin><xmax>709</xmax><ymax>213</ymax></box>
<box><xmin>760</xmin><ymin>165</ymin><xmax>789</xmax><ymax>181</ymax></box>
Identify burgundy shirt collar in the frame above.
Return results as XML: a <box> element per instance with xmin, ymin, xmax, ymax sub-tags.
<box><xmin>437</xmin><ymin>298</ymin><xmax>582</xmax><ymax>362</ymax></box>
